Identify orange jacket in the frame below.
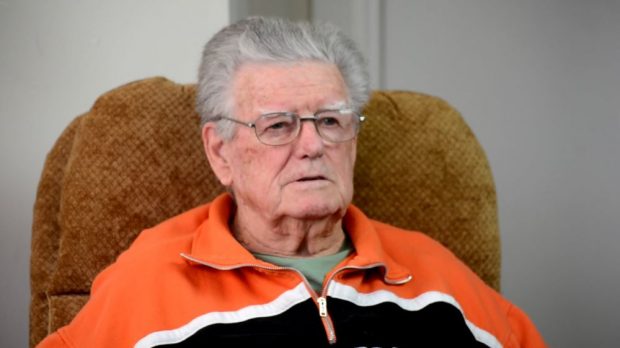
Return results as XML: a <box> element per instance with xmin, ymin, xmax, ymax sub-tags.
<box><xmin>38</xmin><ymin>194</ymin><xmax>546</xmax><ymax>347</ymax></box>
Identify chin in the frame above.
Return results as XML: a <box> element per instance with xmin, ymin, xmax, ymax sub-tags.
<box><xmin>278</xmin><ymin>185</ymin><xmax>352</xmax><ymax>218</ymax></box>
<box><xmin>284</xmin><ymin>198</ymin><xmax>347</xmax><ymax>220</ymax></box>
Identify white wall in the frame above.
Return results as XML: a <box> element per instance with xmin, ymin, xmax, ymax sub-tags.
<box><xmin>0</xmin><ymin>1</ymin><xmax>228</xmax><ymax>346</ymax></box>
<box><xmin>230</xmin><ymin>0</ymin><xmax>310</xmax><ymax>22</ymax></box>
<box><xmin>311</xmin><ymin>0</ymin><xmax>384</xmax><ymax>90</ymax></box>
<box><xmin>380</xmin><ymin>1</ymin><xmax>620</xmax><ymax>347</ymax></box>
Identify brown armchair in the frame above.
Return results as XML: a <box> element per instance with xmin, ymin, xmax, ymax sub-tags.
<box><xmin>30</xmin><ymin>77</ymin><xmax>500</xmax><ymax>347</ymax></box>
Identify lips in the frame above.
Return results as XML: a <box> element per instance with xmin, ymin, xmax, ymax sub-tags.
<box><xmin>297</xmin><ymin>175</ymin><xmax>326</xmax><ymax>182</ymax></box>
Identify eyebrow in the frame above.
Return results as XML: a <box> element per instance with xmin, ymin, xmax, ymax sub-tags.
<box><xmin>321</xmin><ymin>101</ymin><xmax>348</xmax><ymax>110</ymax></box>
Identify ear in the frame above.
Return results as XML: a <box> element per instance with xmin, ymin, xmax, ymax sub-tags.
<box><xmin>202</xmin><ymin>123</ymin><xmax>233</xmax><ymax>187</ymax></box>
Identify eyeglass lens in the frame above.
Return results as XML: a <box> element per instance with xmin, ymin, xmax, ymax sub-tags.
<box><xmin>255</xmin><ymin>111</ymin><xmax>360</xmax><ymax>145</ymax></box>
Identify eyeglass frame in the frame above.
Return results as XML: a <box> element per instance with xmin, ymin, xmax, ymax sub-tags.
<box><xmin>212</xmin><ymin>108</ymin><xmax>366</xmax><ymax>146</ymax></box>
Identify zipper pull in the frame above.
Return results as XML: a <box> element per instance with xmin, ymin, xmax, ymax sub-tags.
<box><xmin>317</xmin><ymin>297</ymin><xmax>328</xmax><ymax>317</ymax></box>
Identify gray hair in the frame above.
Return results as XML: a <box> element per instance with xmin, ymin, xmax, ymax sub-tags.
<box><xmin>196</xmin><ymin>16</ymin><xmax>370</xmax><ymax>138</ymax></box>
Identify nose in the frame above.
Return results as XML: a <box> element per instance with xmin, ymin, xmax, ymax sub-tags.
<box><xmin>294</xmin><ymin>119</ymin><xmax>324</xmax><ymax>158</ymax></box>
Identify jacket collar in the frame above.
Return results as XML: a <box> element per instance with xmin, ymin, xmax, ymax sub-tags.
<box><xmin>187</xmin><ymin>193</ymin><xmax>411</xmax><ymax>282</ymax></box>
<box><xmin>188</xmin><ymin>194</ymin><xmax>261</xmax><ymax>267</ymax></box>
<box><xmin>341</xmin><ymin>205</ymin><xmax>412</xmax><ymax>284</ymax></box>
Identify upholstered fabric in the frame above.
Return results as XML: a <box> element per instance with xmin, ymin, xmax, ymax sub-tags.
<box><xmin>30</xmin><ymin>77</ymin><xmax>500</xmax><ymax>347</ymax></box>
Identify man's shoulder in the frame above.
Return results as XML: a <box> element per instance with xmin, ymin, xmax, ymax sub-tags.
<box><xmin>88</xmin><ymin>202</ymin><xmax>213</xmax><ymax>295</ymax></box>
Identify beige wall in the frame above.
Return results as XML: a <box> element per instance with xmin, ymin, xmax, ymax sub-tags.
<box><xmin>0</xmin><ymin>1</ymin><xmax>228</xmax><ymax>346</ymax></box>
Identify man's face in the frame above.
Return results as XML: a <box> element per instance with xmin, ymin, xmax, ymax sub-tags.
<box><xmin>210</xmin><ymin>61</ymin><xmax>357</xmax><ymax>222</ymax></box>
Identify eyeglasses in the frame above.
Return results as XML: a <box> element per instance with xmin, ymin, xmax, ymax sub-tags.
<box><xmin>214</xmin><ymin>109</ymin><xmax>365</xmax><ymax>146</ymax></box>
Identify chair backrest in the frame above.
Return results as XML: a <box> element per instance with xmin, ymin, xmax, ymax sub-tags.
<box><xmin>30</xmin><ymin>77</ymin><xmax>500</xmax><ymax>347</ymax></box>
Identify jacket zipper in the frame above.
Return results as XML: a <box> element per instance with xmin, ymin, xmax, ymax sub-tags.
<box><xmin>316</xmin><ymin>263</ymin><xmax>412</xmax><ymax>344</ymax></box>
<box><xmin>316</xmin><ymin>263</ymin><xmax>413</xmax><ymax>338</ymax></box>
<box><xmin>317</xmin><ymin>297</ymin><xmax>328</xmax><ymax>317</ymax></box>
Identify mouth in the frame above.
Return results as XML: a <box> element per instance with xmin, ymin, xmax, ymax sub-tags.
<box><xmin>296</xmin><ymin>175</ymin><xmax>327</xmax><ymax>182</ymax></box>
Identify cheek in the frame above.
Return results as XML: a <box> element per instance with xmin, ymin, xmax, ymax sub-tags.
<box><xmin>232</xmin><ymin>145</ymin><xmax>285</xmax><ymax>190</ymax></box>
<box><xmin>345</xmin><ymin>145</ymin><xmax>357</xmax><ymax>187</ymax></box>
<box><xmin>235</xmin><ymin>146</ymin><xmax>260</xmax><ymax>180</ymax></box>
<box><xmin>332</xmin><ymin>145</ymin><xmax>357</xmax><ymax>188</ymax></box>
<box><xmin>343</xmin><ymin>142</ymin><xmax>357</xmax><ymax>172</ymax></box>
<box><xmin>240</xmin><ymin>146</ymin><xmax>258</xmax><ymax>166</ymax></box>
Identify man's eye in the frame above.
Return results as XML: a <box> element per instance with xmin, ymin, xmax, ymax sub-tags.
<box><xmin>319</xmin><ymin>117</ymin><xmax>341</xmax><ymax>127</ymax></box>
<box><xmin>267</xmin><ymin>122</ymin><xmax>288</xmax><ymax>130</ymax></box>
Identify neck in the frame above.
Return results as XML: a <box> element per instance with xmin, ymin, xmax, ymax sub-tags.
<box><xmin>232</xmin><ymin>210</ymin><xmax>346</xmax><ymax>257</ymax></box>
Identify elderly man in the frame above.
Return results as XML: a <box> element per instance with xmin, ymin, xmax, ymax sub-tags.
<box><xmin>37</xmin><ymin>17</ymin><xmax>546</xmax><ymax>347</ymax></box>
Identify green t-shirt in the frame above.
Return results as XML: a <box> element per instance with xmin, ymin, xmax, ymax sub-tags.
<box><xmin>253</xmin><ymin>240</ymin><xmax>353</xmax><ymax>293</ymax></box>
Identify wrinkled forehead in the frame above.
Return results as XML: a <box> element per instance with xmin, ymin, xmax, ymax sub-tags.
<box><xmin>231</xmin><ymin>61</ymin><xmax>350</xmax><ymax>117</ymax></box>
